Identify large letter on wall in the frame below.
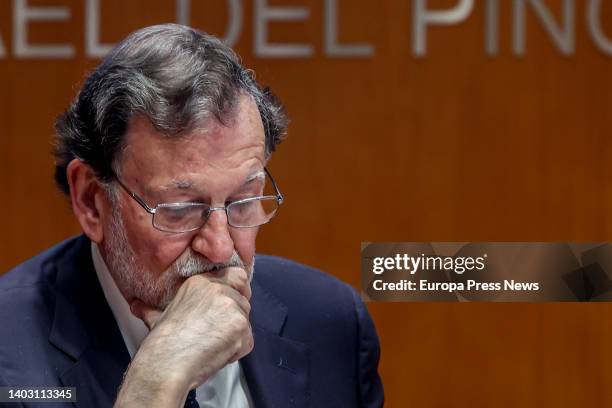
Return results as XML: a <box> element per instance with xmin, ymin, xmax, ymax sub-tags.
<box><xmin>412</xmin><ymin>0</ymin><xmax>474</xmax><ymax>57</ymax></box>
<box><xmin>86</xmin><ymin>0</ymin><xmax>114</xmax><ymax>58</ymax></box>
<box><xmin>324</xmin><ymin>0</ymin><xmax>374</xmax><ymax>57</ymax></box>
<box><xmin>254</xmin><ymin>0</ymin><xmax>312</xmax><ymax>58</ymax></box>
<box><xmin>587</xmin><ymin>0</ymin><xmax>612</xmax><ymax>55</ymax></box>
<box><xmin>485</xmin><ymin>0</ymin><xmax>499</xmax><ymax>56</ymax></box>
<box><xmin>513</xmin><ymin>0</ymin><xmax>575</xmax><ymax>56</ymax></box>
<box><xmin>13</xmin><ymin>0</ymin><xmax>74</xmax><ymax>58</ymax></box>
<box><xmin>176</xmin><ymin>0</ymin><xmax>243</xmax><ymax>47</ymax></box>
<box><xmin>0</xmin><ymin>33</ymin><xmax>5</xmax><ymax>58</ymax></box>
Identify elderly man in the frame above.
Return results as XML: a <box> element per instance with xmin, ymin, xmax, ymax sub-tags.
<box><xmin>0</xmin><ymin>24</ymin><xmax>383</xmax><ymax>407</ymax></box>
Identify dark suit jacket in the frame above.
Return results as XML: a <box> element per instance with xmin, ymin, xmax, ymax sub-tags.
<box><xmin>0</xmin><ymin>235</ymin><xmax>383</xmax><ymax>407</ymax></box>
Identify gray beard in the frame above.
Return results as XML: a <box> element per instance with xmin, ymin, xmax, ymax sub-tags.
<box><xmin>101</xmin><ymin>202</ymin><xmax>253</xmax><ymax>309</ymax></box>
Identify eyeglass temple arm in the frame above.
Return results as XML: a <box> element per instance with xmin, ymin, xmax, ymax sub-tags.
<box><xmin>113</xmin><ymin>176</ymin><xmax>157</xmax><ymax>214</ymax></box>
<box><xmin>264</xmin><ymin>167</ymin><xmax>284</xmax><ymax>204</ymax></box>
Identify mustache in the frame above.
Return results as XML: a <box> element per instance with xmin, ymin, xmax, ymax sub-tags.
<box><xmin>173</xmin><ymin>250</ymin><xmax>246</xmax><ymax>278</ymax></box>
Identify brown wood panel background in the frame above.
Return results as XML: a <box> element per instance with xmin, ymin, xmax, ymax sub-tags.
<box><xmin>1</xmin><ymin>0</ymin><xmax>611</xmax><ymax>406</ymax></box>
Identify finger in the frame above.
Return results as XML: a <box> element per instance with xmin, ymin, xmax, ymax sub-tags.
<box><xmin>208</xmin><ymin>267</ymin><xmax>252</xmax><ymax>301</ymax></box>
<box><xmin>130</xmin><ymin>299</ymin><xmax>162</xmax><ymax>330</ymax></box>
<box><xmin>228</xmin><ymin>325</ymin><xmax>254</xmax><ymax>363</ymax></box>
<box><xmin>219</xmin><ymin>284</ymin><xmax>251</xmax><ymax>317</ymax></box>
<box><xmin>184</xmin><ymin>275</ymin><xmax>251</xmax><ymax>316</ymax></box>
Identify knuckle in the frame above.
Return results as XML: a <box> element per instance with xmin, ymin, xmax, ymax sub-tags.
<box><xmin>183</xmin><ymin>274</ymin><xmax>206</xmax><ymax>292</ymax></box>
<box><xmin>237</xmin><ymin>268</ymin><xmax>248</xmax><ymax>283</ymax></box>
<box><xmin>244</xmin><ymin>286</ymin><xmax>252</xmax><ymax>301</ymax></box>
<box><xmin>185</xmin><ymin>275</ymin><xmax>199</xmax><ymax>287</ymax></box>
<box><xmin>218</xmin><ymin>293</ymin><xmax>235</xmax><ymax>309</ymax></box>
<box><xmin>242</xmin><ymin>329</ymin><xmax>254</xmax><ymax>355</ymax></box>
<box><xmin>209</xmin><ymin>281</ymin><xmax>225</xmax><ymax>295</ymax></box>
<box><xmin>246</xmin><ymin>333</ymin><xmax>254</xmax><ymax>354</ymax></box>
<box><xmin>235</xmin><ymin>326</ymin><xmax>254</xmax><ymax>357</ymax></box>
<box><xmin>228</xmin><ymin>313</ymin><xmax>249</xmax><ymax>334</ymax></box>
<box><xmin>235</xmin><ymin>313</ymin><xmax>249</xmax><ymax>328</ymax></box>
<box><xmin>229</xmin><ymin>267</ymin><xmax>247</xmax><ymax>285</ymax></box>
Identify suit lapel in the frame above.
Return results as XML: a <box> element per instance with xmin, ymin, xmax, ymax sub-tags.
<box><xmin>241</xmin><ymin>279</ymin><xmax>310</xmax><ymax>408</ymax></box>
<box><xmin>47</xmin><ymin>236</ymin><xmax>310</xmax><ymax>407</ymax></box>
<box><xmin>49</xmin><ymin>236</ymin><xmax>131</xmax><ymax>407</ymax></box>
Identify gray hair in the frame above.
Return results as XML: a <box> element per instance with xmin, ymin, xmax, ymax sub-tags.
<box><xmin>54</xmin><ymin>23</ymin><xmax>288</xmax><ymax>195</ymax></box>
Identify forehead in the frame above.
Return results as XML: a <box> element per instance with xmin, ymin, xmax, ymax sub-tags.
<box><xmin>119</xmin><ymin>94</ymin><xmax>266</xmax><ymax>191</ymax></box>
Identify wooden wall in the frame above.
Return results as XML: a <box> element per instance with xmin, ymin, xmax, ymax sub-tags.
<box><xmin>1</xmin><ymin>1</ymin><xmax>611</xmax><ymax>406</ymax></box>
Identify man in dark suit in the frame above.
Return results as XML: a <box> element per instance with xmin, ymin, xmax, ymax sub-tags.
<box><xmin>0</xmin><ymin>24</ymin><xmax>383</xmax><ymax>407</ymax></box>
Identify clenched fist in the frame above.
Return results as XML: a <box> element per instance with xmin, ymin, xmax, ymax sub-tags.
<box><xmin>114</xmin><ymin>267</ymin><xmax>253</xmax><ymax>408</ymax></box>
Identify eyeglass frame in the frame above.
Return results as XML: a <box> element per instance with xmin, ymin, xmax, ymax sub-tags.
<box><xmin>111</xmin><ymin>167</ymin><xmax>284</xmax><ymax>233</ymax></box>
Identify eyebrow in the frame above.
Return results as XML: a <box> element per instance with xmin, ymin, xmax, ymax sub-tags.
<box><xmin>169</xmin><ymin>179</ymin><xmax>195</xmax><ymax>190</ymax></box>
<box><xmin>244</xmin><ymin>169</ymin><xmax>266</xmax><ymax>184</ymax></box>
<box><xmin>163</xmin><ymin>169</ymin><xmax>266</xmax><ymax>191</ymax></box>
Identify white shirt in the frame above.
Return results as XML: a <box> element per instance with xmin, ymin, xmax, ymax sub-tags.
<box><xmin>91</xmin><ymin>243</ymin><xmax>253</xmax><ymax>407</ymax></box>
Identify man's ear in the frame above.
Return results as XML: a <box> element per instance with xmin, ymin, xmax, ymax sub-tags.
<box><xmin>66</xmin><ymin>159</ymin><xmax>109</xmax><ymax>243</ymax></box>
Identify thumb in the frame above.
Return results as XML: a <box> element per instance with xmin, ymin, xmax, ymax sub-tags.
<box><xmin>130</xmin><ymin>299</ymin><xmax>162</xmax><ymax>330</ymax></box>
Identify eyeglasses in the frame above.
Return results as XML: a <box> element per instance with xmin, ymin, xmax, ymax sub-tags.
<box><xmin>112</xmin><ymin>167</ymin><xmax>284</xmax><ymax>233</ymax></box>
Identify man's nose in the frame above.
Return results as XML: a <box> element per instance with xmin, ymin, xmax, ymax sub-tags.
<box><xmin>191</xmin><ymin>208</ymin><xmax>234</xmax><ymax>264</ymax></box>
